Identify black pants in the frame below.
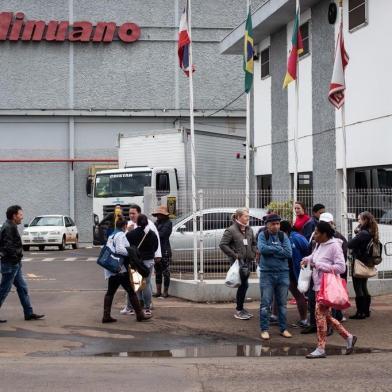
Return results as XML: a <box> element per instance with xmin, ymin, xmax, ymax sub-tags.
<box><xmin>352</xmin><ymin>276</ymin><xmax>370</xmax><ymax>298</ymax></box>
<box><xmin>307</xmin><ymin>281</ymin><xmax>316</xmax><ymax>328</ymax></box>
<box><xmin>155</xmin><ymin>255</ymin><xmax>171</xmax><ymax>288</ymax></box>
<box><xmin>107</xmin><ymin>272</ymin><xmax>136</xmax><ymax>298</ymax></box>
<box><xmin>236</xmin><ymin>274</ymin><xmax>249</xmax><ymax>311</ymax></box>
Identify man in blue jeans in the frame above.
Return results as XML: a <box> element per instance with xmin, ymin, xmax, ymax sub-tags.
<box><xmin>0</xmin><ymin>205</ymin><xmax>44</xmax><ymax>322</ymax></box>
<box><xmin>258</xmin><ymin>214</ymin><xmax>292</xmax><ymax>340</ymax></box>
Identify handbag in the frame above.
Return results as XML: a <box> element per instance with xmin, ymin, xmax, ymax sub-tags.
<box><xmin>316</xmin><ymin>273</ymin><xmax>351</xmax><ymax>310</ymax></box>
<box><xmin>96</xmin><ymin>234</ymin><xmax>122</xmax><ymax>274</ymax></box>
<box><xmin>353</xmin><ymin>259</ymin><xmax>377</xmax><ymax>278</ymax></box>
<box><xmin>129</xmin><ymin>268</ymin><xmax>146</xmax><ymax>292</ymax></box>
<box><xmin>126</xmin><ymin>231</ymin><xmax>150</xmax><ymax>278</ymax></box>
<box><xmin>297</xmin><ymin>261</ymin><xmax>312</xmax><ymax>294</ymax></box>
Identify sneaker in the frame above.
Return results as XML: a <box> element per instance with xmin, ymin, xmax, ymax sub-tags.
<box><xmin>242</xmin><ymin>309</ymin><xmax>254</xmax><ymax>318</ymax></box>
<box><xmin>280</xmin><ymin>330</ymin><xmax>292</xmax><ymax>338</ymax></box>
<box><xmin>301</xmin><ymin>325</ymin><xmax>317</xmax><ymax>334</ymax></box>
<box><xmin>291</xmin><ymin>320</ymin><xmax>308</xmax><ymax>329</ymax></box>
<box><xmin>269</xmin><ymin>315</ymin><xmax>278</xmax><ymax>324</ymax></box>
<box><xmin>260</xmin><ymin>331</ymin><xmax>270</xmax><ymax>340</ymax></box>
<box><xmin>346</xmin><ymin>335</ymin><xmax>358</xmax><ymax>355</ymax></box>
<box><xmin>144</xmin><ymin>309</ymin><xmax>152</xmax><ymax>316</ymax></box>
<box><xmin>234</xmin><ymin>310</ymin><xmax>251</xmax><ymax>320</ymax></box>
<box><xmin>306</xmin><ymin>348</ymin><xmax>326</xmax><ymax>359</ymax></box>
<box><xmin>120</xmin><ymin>306</ymin><xmax>135</xmax><ymax>316</ymax></box>
<box><xmin>288</xmin><ymin>298</ymin><xmax>297</xmax><ymax>305</ymax></box>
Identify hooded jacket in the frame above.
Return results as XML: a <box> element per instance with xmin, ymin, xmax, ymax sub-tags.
<box><xmin>303</xmin><ymin>237</ymin><xmax>346</xmax><ymax>291</ymax></box>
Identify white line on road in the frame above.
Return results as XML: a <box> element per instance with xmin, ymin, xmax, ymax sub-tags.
<box><xmin>87</xmin><ymin>257</ymin><xmax>96</xmax><ymax>261</ymax></box>
<box><xmin>42</xmin><ymin>258</ymin><xmax>55</xmax><ymax>262</ymax></box>
<box><xmin>64</xmin><ymin>257</ymin><xmax>77</xmax><ymax>261</ymax></box>
<box><xmin>22</xmin><ymin>258</ymin><xmax>32</xmax><ymax>262</ymax></box>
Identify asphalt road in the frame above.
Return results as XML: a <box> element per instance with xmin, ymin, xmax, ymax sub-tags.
<box><xmin>0</xmin><ymin>248</ymin><xmax>391</xmax><ymax>391</ymax></box>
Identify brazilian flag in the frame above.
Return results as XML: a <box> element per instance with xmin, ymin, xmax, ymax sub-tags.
<box><xmin>243</xmin><ymin>8</ymin><xmax>254</xmax><ymax>94</ymax></box>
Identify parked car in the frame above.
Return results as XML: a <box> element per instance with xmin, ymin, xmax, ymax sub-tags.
<box><xmin>22</xmin><ymin>215</ymin><xmax>78</xmax><ymax>251</ymax></box>
<box><xmin>170</xmin><ymin>208</ymin><xmax>266</xmax><ymax>273</ymax></box>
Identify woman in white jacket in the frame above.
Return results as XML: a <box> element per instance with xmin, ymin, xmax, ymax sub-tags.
<box><xmin>102</xmin><ymin>219</ymin><xmax>151</xmax><ymax>323</ymax></box>
<box><xmin>302</xmin><ymin>221</ymin><xmax>357</xmax><ymax>359</ymax></box>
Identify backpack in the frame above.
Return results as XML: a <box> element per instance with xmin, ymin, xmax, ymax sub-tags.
<box><xmin>366</xmin><ymin>239</ymin><xmax>383</xmax><ymax>266</ymax></box>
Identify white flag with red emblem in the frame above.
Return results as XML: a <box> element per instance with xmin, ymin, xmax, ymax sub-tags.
<box><xmin>328</xmin><ymin>22</ymin><xmax>349</xmax><ymax>109</ymax></box>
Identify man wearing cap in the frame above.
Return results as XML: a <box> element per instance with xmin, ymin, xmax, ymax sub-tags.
<box><xmin>152</xmin><ymin>206</ymin><xmax>173</xmax><ymax>298</ymax></box>
<box><xmin>302</xmin><ymin>212</ymin><xmax>348</xmax><ymax>335</ymax></box>
<box><xmin>258</xmin><ymin>214</ymin><xmax>293</xmax><ymax>340</ymax></box>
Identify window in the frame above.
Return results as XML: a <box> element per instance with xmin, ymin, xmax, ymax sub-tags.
<box><xmin>156</xmin><ymin>172</ymin><xmax>170</xmax><ymax>195</ymax></box>
<box><xmin>257</xmin><ymin>175</ymin><xmax>272</xmax><ymax>208</ymax></box>
<box><xmin>203</xmin><ymin>213</ymin><xmax>232</xmax><ymax>231</ymax></box>
<box><xmin>349</xmin><ymin>0</ymin><xmax>367</xmax><ymax>31</ymax></box>
<box><xmin>249</xmin><ymin>216</ymin><xmax>263</xmax><ymax>227</ymax></box>
<box><xmin>183</xmin><ymin>216</ymin><xmax>200</xmax><ymax>232</ymax></box>
<box><xmin>299</xmin><ymin>21</ymin><xmax>310</xmax><ymax>57</ymax></box>
<box><xmin>65</xmin><ymin>217</ymin><xmax>72</xmax><ymax>227</ymax></box>
<box><xmin>260</xmin><ymin>47</ymin><xmax>270</xmax><ymax>78</ymax></box>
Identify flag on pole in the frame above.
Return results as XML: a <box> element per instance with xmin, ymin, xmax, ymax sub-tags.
<box><xmin>178</xmin><ymin>1</ymin><xmax>193</xmax><ymax>76</ymax></box>
<box><xmin>283</xmin><ymin>3</ymin><xmax>304</xmax><ymax>88</ymax></box>
<box><xmin>328</xmin><ymin>22</ymin><xmax>349</xmax><ymax>109</ymax></box>
<box><xmin>244</xmin><ymin>8</ymin><xmax>254</xmax><ymax>93</ymax></box>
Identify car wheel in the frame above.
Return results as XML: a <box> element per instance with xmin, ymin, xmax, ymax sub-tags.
<box><xmin>38</xmin><ymin>245</ymin><xmax>45</xmax><ymax>251</ymax></box>
<box><xmin>23</xmin><ymin>245</ymin><xmax>30</xmax><ymax>252</ymax></box>
<box><xmin>59</xmin><ymin>236</ymin><xmax>66</xmax><ymax>251</ymax></box>
<box><xmin>72</xmin><ymin>236</ymin><xmax>78</xmax><ymax>250</ymax></box>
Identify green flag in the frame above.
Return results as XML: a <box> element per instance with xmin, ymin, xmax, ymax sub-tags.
<box><xmin>243</xmin><ymin>8</ymin><xmax>254</xmax><ymax>93</ymax></box>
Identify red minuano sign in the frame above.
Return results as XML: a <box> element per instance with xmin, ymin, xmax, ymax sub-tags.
<box><xmin>0</xmin><ymin>12</ymin><xmax>141</xmax><ymax>43</ymax></box>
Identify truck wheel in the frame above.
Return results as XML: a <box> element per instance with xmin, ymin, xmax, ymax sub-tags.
<box><xmin>59</xmin><ymin>236</ymin><xmax>66</xmax><ymax>251</ymax></box>
<box><xmin>72</xmin><ymin>236</ymin><xmax>79</xmax><ymax>250</ymax></box>
<box><xmin>38</xmin><ymin>245</ymin><xmax>45</xmax><ymax>251</ymax></box>
<box><xmin>23</xmin><ymin>245</ymin><xmax>30</xmax><ymax>252</ymax></box>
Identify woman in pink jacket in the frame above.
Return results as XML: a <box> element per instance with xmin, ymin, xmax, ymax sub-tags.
<box><xmin>302</xmin><ymin>221</ymin><xmax>357</xmax><ymax>359</ymax></box>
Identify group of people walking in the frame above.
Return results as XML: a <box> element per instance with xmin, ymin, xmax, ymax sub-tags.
<box><xmin>219</xmin><ymin>203</ymin><xmax>381</xmax><ymax>358</ymax></box>
<box><xmin>0</xmin><ymin>201</ymin><xmax>382</xmax><ymax>360</ymax></box>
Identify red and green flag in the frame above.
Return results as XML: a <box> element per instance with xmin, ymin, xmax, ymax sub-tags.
<box><xmin>283</xmin><ymin>2</ymin><xmax>304</xmax><ymax>88</ymax></box>
<box><xmin>243</xmin><ymin>7</ymin><xmax>254</xmax><ymax>93</ymax></box>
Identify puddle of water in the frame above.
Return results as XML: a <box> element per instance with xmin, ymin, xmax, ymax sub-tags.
<box><xmin>95</xmin><ymin>344</ymin><xmax>385</xmax><ymax>358</ymax></box>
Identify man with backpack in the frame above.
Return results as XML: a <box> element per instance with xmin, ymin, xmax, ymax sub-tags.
<box><xmin>258</xmin><ymin>214</ymin><xmax>292</xmax><ymax>340</ymax></box>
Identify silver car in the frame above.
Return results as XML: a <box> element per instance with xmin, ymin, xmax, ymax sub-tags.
<box><xmin>170</xmin><ymin>208</ymin><xmax>266</xmax><ymax>273</ymax></box>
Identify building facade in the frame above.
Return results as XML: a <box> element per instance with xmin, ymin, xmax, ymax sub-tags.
<box><xmin>0</xmin><ymin>0</ymin><xmax>260</xmax><ymax>242</ymax></box>
<box><xmin>222</xmin><ymin>0</ymin><xmax>392</xmax><ymax>209</ymax></box>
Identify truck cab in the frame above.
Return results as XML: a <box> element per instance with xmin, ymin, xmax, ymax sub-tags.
<box><xmin>92</xmin><ymin>166</ymin><xmax>178</xmax><ymax>245</ymax></box>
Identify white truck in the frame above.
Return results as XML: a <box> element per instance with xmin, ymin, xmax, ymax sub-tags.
<box><xmin>92</xmin><ymin>128</ymin><xmax>245</xmax><ymax>244</ymax></box>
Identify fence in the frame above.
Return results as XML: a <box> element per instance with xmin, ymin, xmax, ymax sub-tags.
<box><xmin>168</xmin><ymin>188</ymin><xmax>392</xmax><ymax>281</ymax></box>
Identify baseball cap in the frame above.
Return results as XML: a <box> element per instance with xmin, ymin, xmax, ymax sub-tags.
<box><xmin>319</xmin><ymin>212</ymin><xmax>334</xmax><ymax>223</ymax></box>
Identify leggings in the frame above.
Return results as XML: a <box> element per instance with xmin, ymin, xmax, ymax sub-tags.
<box><xmin>155</xmin><ymin>254</ymin><xmax>171</xmax><ymax>288</ymax></box>
<box><xmin>107</xmin><ymin>272</ymin><xmax>136</xmax><ymax>298</ymax></box>
<box><xmin>315</xmin><ymin>302</ymin><xmax>350</xmax><ymax>350</ymax></box>
<box><xmin>352</xmin><ymin>276</ymin><xmax>370</xmax><ymax>298</ymax></box>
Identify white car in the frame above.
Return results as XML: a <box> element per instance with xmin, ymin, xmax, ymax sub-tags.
<box><xmin>22</xmin><ymin>215</ymin><xmax>78</xmax><ymax>251</ymax></box>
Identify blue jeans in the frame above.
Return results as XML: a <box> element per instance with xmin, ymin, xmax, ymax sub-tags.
<box><xmin>259</xmin><ymin>271</ymin><xmax>289</xmax><ymax>332</ymax></box>
<box><xmin>0</xmin><ymin>262</ymin><xmax>33</xmax><ymax>317</ymax></box>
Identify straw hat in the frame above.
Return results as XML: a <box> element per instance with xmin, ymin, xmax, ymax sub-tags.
<box><xmin>152</xmin><ymin>205</ymin><xmax>170</xmax><ymax>217</ymax></box>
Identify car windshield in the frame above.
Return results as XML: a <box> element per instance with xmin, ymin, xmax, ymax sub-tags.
<box><xmin>30</xmin><ymin>217</ymin><xmax>63</xmax><ymax>227</ymax></box>
<box><xmin>94</xmin><ymin>171</ymin><xmax>152</xmax><ymax>198</ymax></box>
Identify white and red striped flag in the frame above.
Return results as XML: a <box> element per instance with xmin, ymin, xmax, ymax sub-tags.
<box><xmin>178</xmin><ymin>1</ymin><xmax>194</xmax><ymax>76</ymax></box>
<box><xmin>328</xmin><ymin>22</ymin><xmax>349</xmax><ymax>109</ymax></box>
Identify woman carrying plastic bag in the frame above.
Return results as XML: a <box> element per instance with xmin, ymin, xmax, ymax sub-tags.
<box><xmin>301</xmin><ymin>221</ymin><xmax>357</xmax><ymax>359</ymax></box>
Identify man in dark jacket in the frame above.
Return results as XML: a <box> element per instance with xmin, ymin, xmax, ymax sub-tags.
<box><xmin>0</xmin><ymin>205</ymin><xmax>44</xmax><ymax>322</ymax></box>
<box><xmin>302</xmin><ymin>204</ymin><xmax>325</xmax><ymax>241</ymax></box>
<box><xmin>152</xmin><ymin>206</ymin><xmax>173</xmax><ymax>298</ymax></box>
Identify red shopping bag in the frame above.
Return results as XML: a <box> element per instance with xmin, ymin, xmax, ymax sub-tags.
<box><xmin>316</xmin><ymin>273</ymin><xmax>351</xmax><ymax>310</ymax></box>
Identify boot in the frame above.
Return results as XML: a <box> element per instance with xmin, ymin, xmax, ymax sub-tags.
<box><xmin>162</xmin><ymin>286</ymin><xmax>169</xmax><ymax>298</ymax></box>
<box><xmin>364</xmin><ymin>296</ymin><xmax>371</xmax><ymax>318</ymax></box>
<box><xmin>349</xmin><ymin>297</ymin><xmax>366</xmax><ymax>320</ymax></box>
<box><xmin>153</xmin><ymin>284</ymin><xmax>162</xmax><ymax>298</ymax></box>
<box><xmin>102</xmin><ymin>294</ymin><xmax>117</xmax><ymax>323</ymax></box>
<box><xmin>128</xmin><ymin>292</ymin><xmax>152</xmax><ymax>322</ymax></box>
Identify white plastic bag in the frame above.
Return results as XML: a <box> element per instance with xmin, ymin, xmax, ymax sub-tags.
<box><xmin>297</xmin><ymin>262</ymin><xmax>312</xmax><ymax>294</ymax></box>
<box><xmin>256</xmin><ymin>265</ymin><xmax>261</xmax><ymax>279</ymax></box>
<box><xmin>225</xmin><ymin>260</ymin><xmax>241</xmax><ymax>288</ymax></box>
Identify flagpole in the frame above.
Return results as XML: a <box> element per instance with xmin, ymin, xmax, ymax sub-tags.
<box><xmin>245</xmin><ymin>0</ymin><xmax>251</xmax><ymax>208</ymax></box>
<box><xmin>293</xmin><ymin>0</ymin><xmax>300</xmax><ymax>219</ymax></box>
<box><xmin>187</xmin><ymin>0</ymin><xmax>198</xmax><ymax>281</ymax></box>
<box><xmin>339</xmin><ymin>0</ymin><xmax>348</xmax><ymax>239</ymax></box>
